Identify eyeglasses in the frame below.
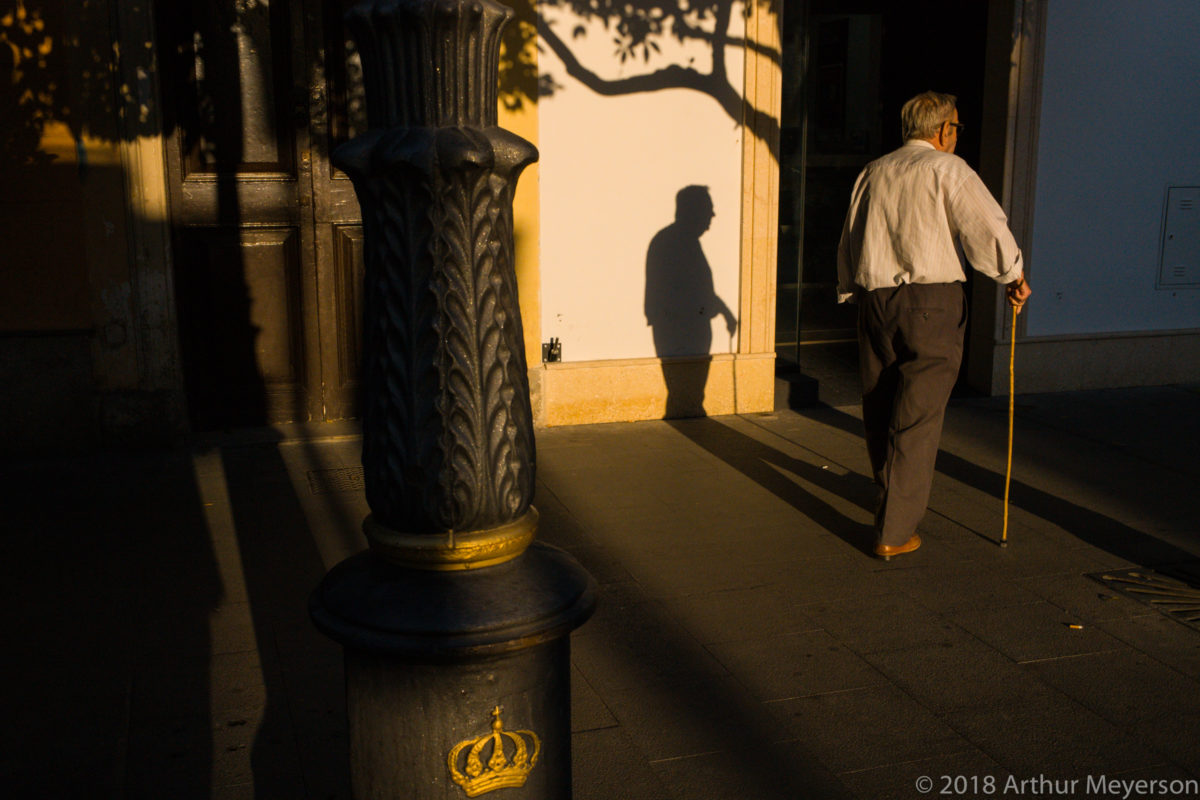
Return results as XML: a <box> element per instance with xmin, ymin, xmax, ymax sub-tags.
<box><xmin>947</xmin><ymin>122</ymin><xmax>965</xmax><ymax>132</ymax></box>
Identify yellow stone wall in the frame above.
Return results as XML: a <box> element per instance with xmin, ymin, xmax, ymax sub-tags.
<box><xmin>497</xmin><ymin>0</ymin><xmax>542</xmax><ymax>373</ymax></box>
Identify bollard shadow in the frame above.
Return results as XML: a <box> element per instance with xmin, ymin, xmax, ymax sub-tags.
<box><xmin>158</xmin><ymin>0</ymin><xmax>277</xmax><ymax>431</ymax></box>
<box><xmin>665</xmin><ymin>416</ymin><xmax>878</xmax><ymax>555</ymax></box>
<box><xmin>536</xmin><ymin>495</ymin><xmax>859</xmax><ymax>798</ymax></box>
<box><xmin>217</xmin><ymin>435</ymin><xmax>355</xmax><ymax>798</ymax></box>
<box><xmin>568</xmin><ymin>600</ymin><xmax>862</xmax><ymax>799</ymax></box>
<box><xmin>645</xmin><ymin>186</ymin><xmax>738</xmax><ymax>418</ymax></box>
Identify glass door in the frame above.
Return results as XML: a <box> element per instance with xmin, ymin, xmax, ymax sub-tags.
<box><xmin>776</xmin><ymin>1</ymin><xmax>882</xmax><ymax>366</ymax></box>
<box><xmin>776</xmin><ymin>0</ymin><xmax>990</xmax><ymax>372</ymax></box>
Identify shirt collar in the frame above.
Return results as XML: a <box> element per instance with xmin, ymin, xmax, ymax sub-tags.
<box><xmin>904</xmin><ymin>139</ymin><xmax>937</xmax><ymax>150</ymax></box>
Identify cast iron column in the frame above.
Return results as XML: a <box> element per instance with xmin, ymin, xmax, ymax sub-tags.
<box><xmin>310</xmin><ymin>1</ymin><xmax>596</xmax><ymax>797</ymax></box>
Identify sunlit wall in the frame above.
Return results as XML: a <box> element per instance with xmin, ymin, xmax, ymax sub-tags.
<box><xmin>536</xmin><ymin>2</ymin><xmax>748</xmax><ymax>363</ymax></box>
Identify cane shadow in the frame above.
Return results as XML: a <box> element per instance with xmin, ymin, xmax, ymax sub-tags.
<box><xmin>645</xmin><ymin>186</ymin><xmax>738</xmax><ymax>418</ymax></box>
<box><xmin>665</xmin><ymin>416</ymin><xmax>879</xmax><ymax>556</ymax></box>
<box><xmin>806</xmin><ymin>404</ymin><xmax>1199</xmax><ymax>569</ymax></box>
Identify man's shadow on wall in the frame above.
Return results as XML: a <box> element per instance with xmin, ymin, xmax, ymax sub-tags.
<box><xmin>645</xmin><ymin>185</ymin><xmax>737</xmax><ymax>418</ymax></box>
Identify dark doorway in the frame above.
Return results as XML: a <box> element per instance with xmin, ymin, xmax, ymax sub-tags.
<box><xmin>776</xmin><ymin>0</ymin><xmax>991</xmax><ymax>367</ymax></box>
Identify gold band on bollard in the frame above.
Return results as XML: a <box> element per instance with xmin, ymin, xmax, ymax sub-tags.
<box><xmin>364</xmin><ymin>508</ymin><xmax>538</xmax><ymax>570</ymax></box>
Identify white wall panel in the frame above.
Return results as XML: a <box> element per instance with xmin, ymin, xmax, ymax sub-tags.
<box><xmin>537</xmin><ymin>7</ymin><xmax>747</xmax><ymax>362</ymax></box>
<box><xmin>1028</xmin><ymin>0</ymin><xmax>1200</xmax><ymax>336</ymax></box>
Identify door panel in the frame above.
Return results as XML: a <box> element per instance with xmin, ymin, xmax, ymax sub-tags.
<box><xmin>238</xmin><ymin>228</ymin><xmax>306</xmax><ymax>384</ymax></box>
<box><xmin>178</xmin><ymin>181</ymin><xmax>308</xmax><ymax>223</ymax></box>
<box><xmin>326</xmin><ymin>224</ymin><xmax>365</xmax><ymax>420</ymax></box>
<box><xmin>174</xmin><ymin>227</ymin><xmax>307</xmax><ymax>427</ymax></box>
<box><xmin>174</xmin><ymin>0</ymin><xmax>298</xmax><ymax>177</ymax></box>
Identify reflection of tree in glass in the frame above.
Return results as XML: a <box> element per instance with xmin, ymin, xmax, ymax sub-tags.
<box><xmin>2</xmin><ymin>0</ymin><xmax>67</xmax><ymax>165</ymax></box>
<box><xmin>0</xmin><ymin>0</ymin><xmax>163</xmax><ymax>170</ymax></box>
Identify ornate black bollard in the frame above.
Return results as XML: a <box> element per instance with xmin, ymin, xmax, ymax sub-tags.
<box><xmin>309</xmin><ymin>1</ymin><xmax>596</xmax><ymax>797</ymax></box>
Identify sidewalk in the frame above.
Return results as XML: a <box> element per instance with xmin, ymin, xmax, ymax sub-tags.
<box><xmin>3</xmin><ymin>382</ymin><xmax>1199</xmax><ymax>798</ymax></box>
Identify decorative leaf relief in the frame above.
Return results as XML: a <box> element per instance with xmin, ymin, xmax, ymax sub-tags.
<box><xmin>475</xmin><ymin>201</ymin><xmax>530</xmax><ymax>520</ymax></box>
<box><xmin>361</xmin><ymin>164</ymin><xmax>448</xmax><ymax>530</ymax></box>
<box><xmin>426</xmin><ymin>165</ymin><xmax>481</xmax><ymax>527</ymax></box>
<box><xmin>340</xmin><ymin>0</ymin><xmax>541</xmax><ymax>533</ymax></box>
<box><xmin>352</xmin><ymin>141</ymin><xmax>535</xmax><ymax>531</ymax></box>
<box><xmin>486</xmin><ymin>173</ymin><xmax>535</xmax><ymax>505</ymax></box>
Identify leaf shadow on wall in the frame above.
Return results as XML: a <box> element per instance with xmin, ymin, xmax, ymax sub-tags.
<box><xmin>497</xmin><ymin>0</ymin><xmax>782</xmax><ymax>151</ymax></box>
<box><xmin>645</xmin><ymin>185</ymin><xmax>738</xmax><ymax>418</ymax></box>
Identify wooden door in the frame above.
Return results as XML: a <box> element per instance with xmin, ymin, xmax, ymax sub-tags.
<box><xmin>162</xmin><ymin>0</ymin><xmax>364</xmax><ymax>429</ymax></box>
<box><xmin>306</xmin><ymin>0</ymin><xmax>367</xmax><ymax>422</ymax></box>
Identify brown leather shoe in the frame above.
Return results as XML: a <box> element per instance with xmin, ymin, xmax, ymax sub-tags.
<box><xmin>874</xmin><ymin>534</ymin><xmax>921</xmax><ymax>561</ymax></box>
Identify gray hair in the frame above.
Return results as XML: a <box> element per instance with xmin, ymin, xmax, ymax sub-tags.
<box><xmin>901</xmin><ymin>91</ymin><xmax>957</xmax><ymax>140</ymax></box>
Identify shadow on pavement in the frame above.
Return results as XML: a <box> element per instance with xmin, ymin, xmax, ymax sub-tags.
<box><xmin>665</xmin><ymin>416</ymin><xmax>877</xmax><ymax>556</ymax></box>
<box><xmin>806</xmin><ymin>402</ymin><xmax>1199</xmax><ymax>570</ymax></box>
<box><xmin>218</xmin><ymin>440</ymin><xmax>341</xmax><ymax>797</ymax></box>
<box><xmin>536</xmin><ymin>491</ymin><xmax>857</xmax><ymax>799</ymax></box>
<box><xmin>0</xmin><ymin>450</ymin><xmax>219</xmax><ymax>798</ymax></box>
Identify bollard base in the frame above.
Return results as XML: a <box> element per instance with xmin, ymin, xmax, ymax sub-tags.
<box><xmin>346</xmin><ymin>639</ymin><xmax>571</xmax><ymax>800</ymax></box>
<box><xmin>311</xmin><ymin>539</ymin><xmax>596</xmax><ymax>800</ymax></box>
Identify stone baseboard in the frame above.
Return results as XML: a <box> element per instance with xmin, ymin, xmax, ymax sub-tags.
<box><xmin>532</xmin><ymin>352</ymin><xmax>776</xmax><ymax>426</ymax></box>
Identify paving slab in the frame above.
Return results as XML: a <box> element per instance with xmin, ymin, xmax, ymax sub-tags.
<box><xmin>571</xmin><ymin>726</ymin><xmax>672</xmax><ymax>800</ymax></box>
<box><xmin>662</xmin><ymin>581</ymin><xmax>824</xmax><ymax>645</ymax></box>
<box><xmin>1094</xmin><ymin>613</ymin><xmax>1200</xmax><ymax>677</ymax></box>
<box><xmin>572</xmin><ymin>659</ymin><xmax>772</xmax><ymax>764</ymax></box>
<box><xmin>880</xmin><ymin>562</ymin><xmax>1047</xmax><ymax>614</ymax></box>
<box><xmin>857</xmin><ymin>637</ymin><xmax>1043</xmax><ymax>716</ymax></box>
<box><xmin>1014</xmin><ymin>571</ymin><xmax>1151</xmax><ymax>623</ymax></box>
<box><xmin>797</xmin><ymin>591</ymin><xmax>972</xmax><ymax>654</ymax></box>
<box><xmin>948</xmin><ymin>600</ymin><xmax>1128</xmax><ymax>664</ymax></box>
<box><xmin>570</xmin><ymin>664</ymin><xmax>619</xmax><ymax>734</ymax></box>
<box><xmin>942</xmin><ymin>690</ymin><xmax>1170</xmax><ymax>778</ymax></box>
<box><xmin>704</xmin><ymin>628</ymin><xmax>886</xmax><ymax>702</ymax></box>
<box><xmin>570</xmin><ymin>609</ymin><xmax>734</xmax><ymax>710</ymax></box>
<box><xmin>649</xmin><ymin>743</ymin><xmax>855</xmax><ymax>800</ymax></box>
<box><xmin>1026</xmin><ymin>648</ymin><xmax>1200</xmax><ymax>728</ymax></box>
<box><xmin>765</xmin><ymin>684</ymin><xmax>972</xmax><ymax>774</ymax></box>
<box><xmin>836</xmin><ymin>748</ymin><xmax>1011</xmax><ymax>800</ymax></box>
<box><xmin>1126</xmin><ymin>716</ymin><xmax>1200</xmax><ymax>777</ymax></box>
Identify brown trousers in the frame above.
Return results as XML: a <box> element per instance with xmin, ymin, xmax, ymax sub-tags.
<box><xmin>858</xmin><ymin>283</ymin><xmax>966</xmax><ymax>547</ymax></box>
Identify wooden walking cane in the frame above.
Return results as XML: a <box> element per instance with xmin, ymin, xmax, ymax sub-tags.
<box><xmin>1001</xmin><ymin>302</ymin><xmax>1017</xmax><ymax>547</ymax></box>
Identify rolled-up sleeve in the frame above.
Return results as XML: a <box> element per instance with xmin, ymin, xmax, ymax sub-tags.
<box><xmin>949</xmin><ymin>172</ymin><xmax>1024</xmax><ymax>284</ymax></box>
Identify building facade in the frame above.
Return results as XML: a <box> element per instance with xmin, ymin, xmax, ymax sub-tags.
<box><xmin>2</xmin><ymin>0</ymin><xmax>1197</xmax><ymax>452</ymax></box>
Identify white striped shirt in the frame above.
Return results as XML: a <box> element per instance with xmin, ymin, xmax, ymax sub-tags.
<box><xmin>836</xmin><ymin>140</ymin><xmax>1023</xmax><ymax>302</ymax></box>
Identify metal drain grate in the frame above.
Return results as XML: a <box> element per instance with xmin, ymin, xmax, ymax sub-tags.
<box><xmin>1088</xmin><ymin>565</ymin><xmax>1200</xmax><ymax>632</ymax></box>
<box><xmin>307</xmin><ymin>467</ymin><xmax>365</xmax><ymax>495</ymax></box>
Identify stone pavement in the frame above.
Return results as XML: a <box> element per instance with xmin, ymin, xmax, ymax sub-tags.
<box><xmin>3</xmin><ymin>380</ymin><xmax>1199</xmax><ymax>799</ymax></box>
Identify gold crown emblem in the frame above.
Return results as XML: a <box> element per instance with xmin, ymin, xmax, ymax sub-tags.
<box><xmin>447</xmin><ymin>706</ymin><xmax>541</xmax><ymax>797</ymax></box>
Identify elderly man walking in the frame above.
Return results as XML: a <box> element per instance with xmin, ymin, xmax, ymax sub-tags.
<box><xmin>837</xmin><ymin>90</ymin><xmax>1032</xmax><ymax>560</ymax></box>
